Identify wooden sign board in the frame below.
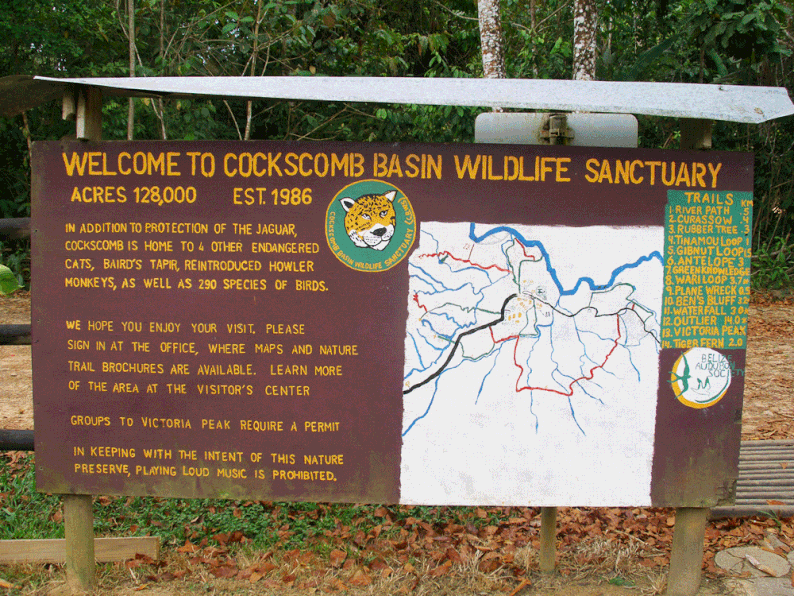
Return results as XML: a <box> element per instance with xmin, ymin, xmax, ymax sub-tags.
<box><xmin>31</xmin><ymin>141</ymin><xmax>752</xmax><ymax>507</ymax></box>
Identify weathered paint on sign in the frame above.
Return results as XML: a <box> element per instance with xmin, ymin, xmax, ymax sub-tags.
<box><xmin>31</xmin><ymin>141</ymin><xmax>752</xmax><ymax>506</ymax></box>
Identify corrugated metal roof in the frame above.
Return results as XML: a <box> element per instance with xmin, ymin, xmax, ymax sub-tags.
<box><xmin>1</xmin><ymin>75</ymin><xmax>792</xmax><ymax>123</ymax></box>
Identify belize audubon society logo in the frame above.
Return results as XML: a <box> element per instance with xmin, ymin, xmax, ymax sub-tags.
<box><xmin>670</xmin><ymin>347</ymin><xmax>732</xmax><ymax>409</ymax></box>
<box><xmin>325</xmin><ymin>180</ymin><xmax>416</xmax><ymax>272</ymax></box>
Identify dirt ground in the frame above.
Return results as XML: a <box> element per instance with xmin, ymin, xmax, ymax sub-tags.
<box><xmin>0</xmin><ymin>291</ymin><xmax>32</xmax><ymax>431</ymax></box>
<box><xmin>1</xmin><ymin>292</ymin><xmax>793</xmax><ymax>596</ymax></box>
<box><xmin>739</xmin><ymin>296</ymin><xmax>794</xmax><ymax>440</ymax></box>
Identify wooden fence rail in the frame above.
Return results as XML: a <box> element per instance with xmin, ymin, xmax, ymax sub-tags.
<box><xmin>0</xmin><ymin>324</ymin><xmax>31</xmax><ymax>345</ymax></box>
<box><xmin>0</xmin><ymin>217</ymin><xmax>30</xmax><ymax>241</ymax></box>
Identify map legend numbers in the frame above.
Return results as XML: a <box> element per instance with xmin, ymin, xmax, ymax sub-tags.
<box><xmin>661</xmin><ymin>190</ymin><xmax>753</xmax><ymax>350</ymax></box>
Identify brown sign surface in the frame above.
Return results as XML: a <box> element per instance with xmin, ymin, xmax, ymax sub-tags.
<box><xmin>31</xmin><ymin>141</ymin><xmax>752</xmax><ymax>506</ymax></box>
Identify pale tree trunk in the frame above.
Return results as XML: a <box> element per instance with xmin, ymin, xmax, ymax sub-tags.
<box><xmin>479</xmin><ymin>0</ymin><xmax>506</xmax><ymax>79</ymax></box>
<box><xmin>573</xmin><ymin>0</ymin><xmax>598</xmax><ymax>80</ymax></box>
<box><xmin>127</xmin><ymin>0</ymin><xmax>135</xmax><ymax>140</ymax></box>
<box><xmin>478</xmin><ymin>0</ymin><xmax>506</xmax><ymax>112</ymax></box>
<box><xmin>158</xmin><ymin>0</ymin><xmax>166</xmax><ymax>139</ymax></box>
<box><xmin>530</xmin><ymin>0</ymin><xmax>538</xmax><ymax>77</ymax></box>
<box><xmin>530</xmin><ymin>0</ymin><xmax>536</xmax><ymax>32</ymax></box>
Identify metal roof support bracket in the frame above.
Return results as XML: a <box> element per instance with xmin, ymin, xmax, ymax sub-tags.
<box><xmin>540</xmin><ymin>113</ymin><xmax>575</xmax><ymax>145</ymax></box>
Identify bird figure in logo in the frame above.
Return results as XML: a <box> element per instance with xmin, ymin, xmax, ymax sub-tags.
<box><xmin>670</xmin><ymin>353</ymin><xmax>692</xmax><ymax>393</ymax></box>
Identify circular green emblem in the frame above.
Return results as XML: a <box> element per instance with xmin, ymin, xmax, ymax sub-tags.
<box><xmin>325</xmin><ymin>180</ymin><xmax>416</xmax><ymax>272</ymax></box>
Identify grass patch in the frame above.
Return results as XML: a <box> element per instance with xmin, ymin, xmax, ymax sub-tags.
<box><xmin>0</xmin><ymin>453</ymin><xmax>62</xmax><ymax>539</ymax></box>
<box><xmin>3</xmin><ymin>450</ymin><xmax>792</xmax><ymax>596</ymax></box>
<box><xmin>0</xmin><ymin>452</ymin><xmax>481</xmax><ymax>553</ymax></box>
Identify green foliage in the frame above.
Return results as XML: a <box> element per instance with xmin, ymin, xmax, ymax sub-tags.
<box><xmin>608</xmin><ymin>576</ymin><xmax>636</xmax><ymax>586</ymax></box>
<box><xmin>0</xmin><ymin>122</ymin><xmax>30</xmax><ymax>219</ymax></box>
<box><xmin>595</xmin><ymin>0</ymin><xmax>794</xmax><ymax>292</ymax></box>
<box><xmin>501</xmin><ymin>0</ymin><xmax>575</xmax><ymax>79</ymax></box>
<box><xmin>684</xmin><ymin>0</ymin><xmax>791</xmax><ymax>72</ymax></box>
<box><xmin>0</xmin><ymin>455</ymin><xmax>63</xmax><ymax>538</ymax></box>
<box><xmin>752</xmin><ymin>235</ymin><xmax>794</xmax><ymax>291</ymax></box>
<box><xmin>0</xmin><ymin>263</ymin><xmax>20</xmax><ymax>294</ymax></box>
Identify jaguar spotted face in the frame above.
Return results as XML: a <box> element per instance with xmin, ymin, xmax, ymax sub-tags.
<box><xmin>340</xmin><ymin>190</ymin><xmax>397</xmax><ymax>251</ymax></box>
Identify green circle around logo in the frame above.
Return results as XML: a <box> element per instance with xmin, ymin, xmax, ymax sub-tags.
<box><xmin>325</xmin><ymin>180</ymin><xmax>416</xmax><ymax>272</ymax></box>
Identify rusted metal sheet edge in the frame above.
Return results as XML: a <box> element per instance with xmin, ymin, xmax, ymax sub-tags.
<box><xmin>28</xmin><ymin>76</ymin><xmax>794</xmax><ymax>124</ymax></box>
<box><xmin>0</xmin><ymin>324</ymin><xmax>32</xmax><ymax>345</ymax></box>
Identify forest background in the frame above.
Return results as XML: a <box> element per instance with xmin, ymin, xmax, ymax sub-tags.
<box><xmin>0</xmin><ymin>0</ymin><xmax>792</xmax><ymax>290</ymax></box>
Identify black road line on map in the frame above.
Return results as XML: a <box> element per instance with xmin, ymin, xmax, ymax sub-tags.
<box><xmin>403</xmin><ymin>293</ymin><xmax>517</xmax><ymax>396</ymax></box>
<box><xmin>533</xmin><ymin>296</ymin><xmax>661</xmax><ymax>346</ymax></box>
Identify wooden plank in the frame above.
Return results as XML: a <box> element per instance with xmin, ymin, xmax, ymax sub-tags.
<box><xmin>0</xmin><ymin>537</ymin><xmax>159</xmax><ymax>564</ymax></box>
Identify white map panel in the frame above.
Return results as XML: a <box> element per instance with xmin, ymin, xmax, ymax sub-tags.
<box><xmin>400</xmin><ymin>222</ymin><xmax>664</xmax><ymax>506</ymax></box>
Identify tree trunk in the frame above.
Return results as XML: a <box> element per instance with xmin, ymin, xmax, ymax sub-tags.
<box><xmin>245</xmin><ymin>0</ymin><xmax>264</xmax><ymax>141</ymax></box>
<box><xmin>127</xmin><ymin>0</ymin><xmax>135</xmax><ymax>140</ymax></box>
<box><xmin>530</xmin><ymin>0</ymin><xmax>538</xmax><ymax>77</ymax></box>
<box><xmin>573</xmin><ymin>0</ymin><xmax>598</xmax><ymax>81</ymax></box>
<box><xmin>21</xmin><ymin>112</ymin><xmax>32</xmax><ymax>156</ymax></box>
<box><xmin>479</xmin><ymin>0</ymin><xmax>505</xmax><ymax>112</ymax></box>
<box><xmin>158</xmin><ymin>0</ymin><xmax>166</xmax><ymax>139</ymax></box>
<box><xmin>478</xmin><ymin>0</ymin><xmax>506</xmax><ymax>79</ymax></box>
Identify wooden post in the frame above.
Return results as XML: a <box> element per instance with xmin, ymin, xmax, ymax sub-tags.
<box><xmin>680</xmin><ymin>118</ymin><xmax>713</xmax><ymax>151</ymax></box>
<box><xmin>62</xmin><ymin>87</ymin><xmax>76</xmax><ymax>122</ymax></box>
<box><xmin>666</xmin><ymin>118</ymin><xmax>712</xmax><ymax>596</ymax></box>
<box><xmin>538</xmin><ymin>506</ymin><xmax>557</xmax><ymax>573</ymax></box>
<box><xmin>63</xmin><ymin>85</ymin><xmax>102</xmax><ymax>593</ymax></box>
<box><xmin>666</xmin><ymin>507</ymin><xmax>708</xmax><ymax>596</ymax></box>
<box><xmin>75</xmin><ymin>86</ymin><xmax>102</xmax><ymax>141</ymax></box>
<box><xmin>63</xmin><ymin>495</ymin><xmax>96</xmax><ymax>592</ymax></box>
